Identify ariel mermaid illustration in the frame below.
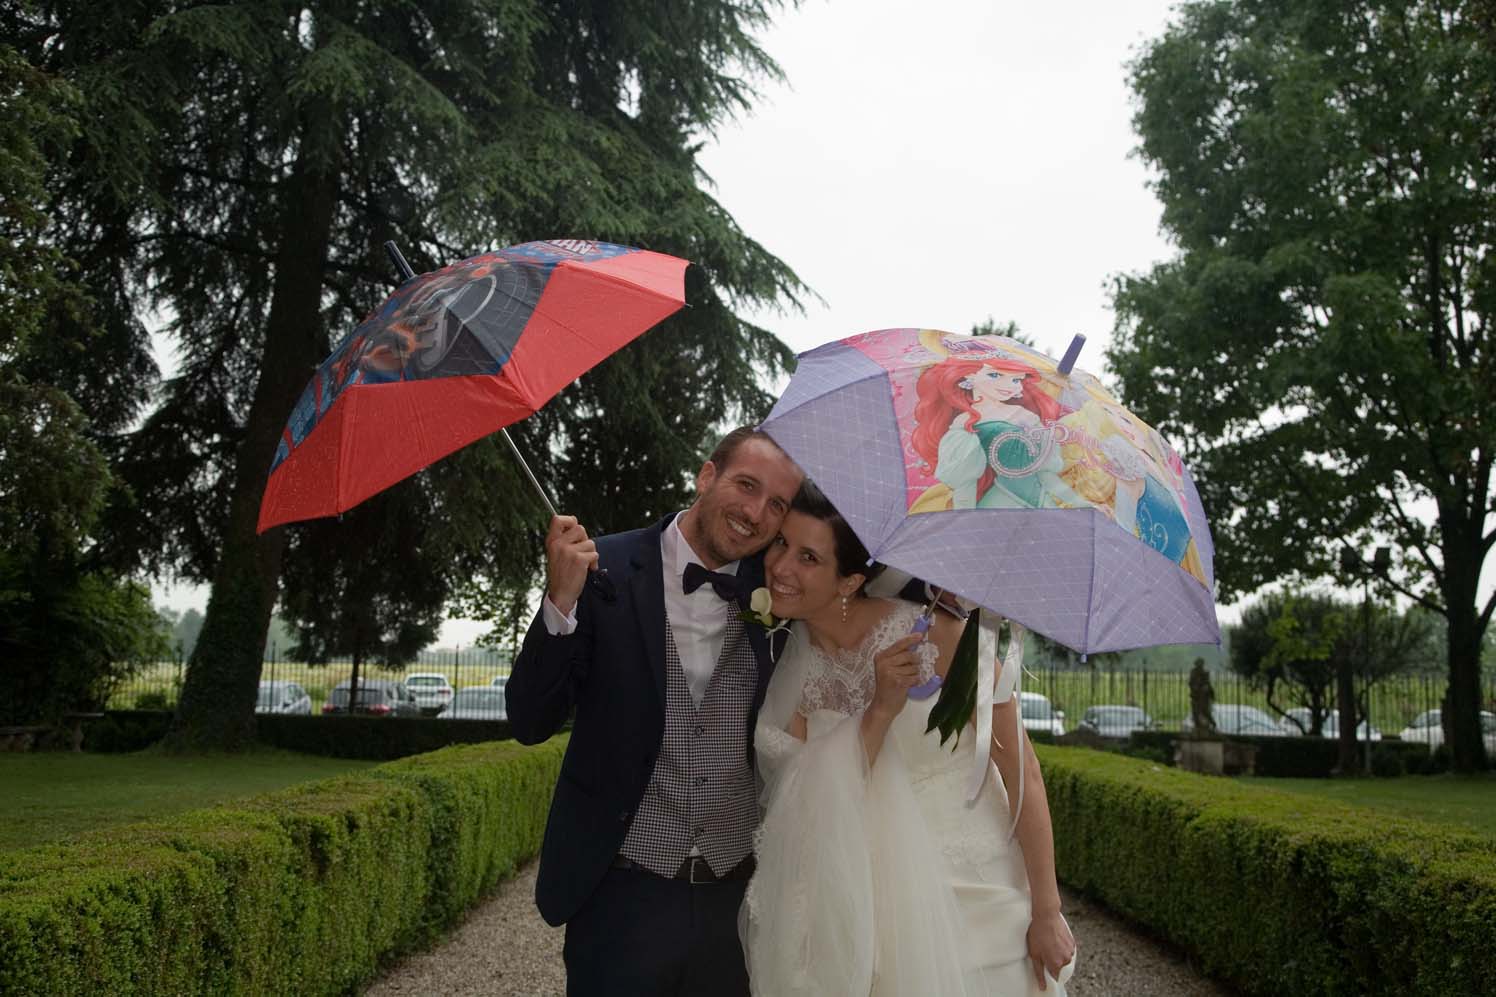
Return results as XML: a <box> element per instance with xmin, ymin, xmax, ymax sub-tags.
<box><xmin>910</xmin><ymin>353</ymin><xmax>1089</xmax><ymax>512</ymax></box>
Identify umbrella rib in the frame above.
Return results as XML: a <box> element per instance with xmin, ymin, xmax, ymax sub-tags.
<box><xmin>1083</xmin><ymin>510</ymin><xmax>1096</xmax><ymax>652</ymax></box>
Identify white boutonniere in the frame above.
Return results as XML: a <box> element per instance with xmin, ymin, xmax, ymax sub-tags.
<box><xmin>740</xmin><ymin>587</ymin><xmax>788</xmax><ymax>634</ymax></box>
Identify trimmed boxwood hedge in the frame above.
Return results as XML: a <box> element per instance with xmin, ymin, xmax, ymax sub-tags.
<box><xmin>1126</xmin><ymin>730</ymin><xmax>1434</xmax><ymax>778</ymax></box>
<box><xmin>255</xmin><ymin>713</ymin><xmax>516</xmax><ymax>760</ymax></box>
<box><xmin>0</xmin><ymin>736</ymin><xmax>566</xmax><ymax>995</ymax></box>
<box><xmin>1038</xmin><ymin>745</ymin><xmax>1496</xmax><ymax>997</ymax></box>
<box><xmin>80</xmin><ymin>711</ymin><xmax>518</xmax><ymax>759</ymax></box>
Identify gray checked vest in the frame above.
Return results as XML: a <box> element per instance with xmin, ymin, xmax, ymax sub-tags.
<box><xmin>620</xmin><ymin>603</ymin><xmax>759</xmax><ymax>877</ymax></box>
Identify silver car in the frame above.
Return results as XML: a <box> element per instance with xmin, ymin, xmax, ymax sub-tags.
<box><xmin>440</xmin><ymin>686</ymin><xmax>508</xmax><ymax>721</ymax></box>
<box><xmin>1078</xmin><ymin>705</ymin><xmax>1154</xmax><ymax>738</ymax></box>
<box><xmin>256</xmin><ymin>680</ymin><xmax>311</xmax><ymax>715</ymax></box>
<box><xmin>1181</xmin><ymin>704</ymin><xmax>1286</xmax><ymax>737</ymax></box>
<box><xmin>1278</xmin><ymin>707</ymin><xmax>1381</xmax><ymax>741</ymax></box>
<box><xmin>1397</xmin><ymin>709</ymin><xmax>1496</xmax><ymax>752</ymax></box>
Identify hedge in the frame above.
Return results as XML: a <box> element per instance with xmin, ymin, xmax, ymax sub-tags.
<box><xmin>1126</xmin><ymin>730</ymin><xmax>1436</xmax><ymax>778</ymax></box>
<box><xmin>0</xmin><ymin>736</ymin><xmax>566</xmax><ymax>995</ymax></box>
<box><xmin>1038</xmin><ymin>745</ymin><xmax>1496</xmax><ymax>997</ymax></box>
<box><xmin>256</xmin><ymin>714</ymin><xmax>516</xmax><ymax>760</ymax></box>
<box><xmin>79</xmin><ymin>711</ymin><xmax>517</xmax><ymax>760</ymax></box>
<box><xmin>82</xmin><ymin>710</ymin><xmax>174</xmax><ymax>753</ymax></box>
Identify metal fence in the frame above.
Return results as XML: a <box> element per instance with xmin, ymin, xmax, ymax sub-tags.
<box><xmin>110</xmin><ymin>654</ymin><xmax>1494</xmax><ymax>736</ymax></box>
<box><xmin>1019</xmin><ymin>666</ymin><xmax>1496</xmax><ymax>738</ymax></box>
<box><xmin>111</xmin><ymin>646</ymin><xmax>517</xmax><ymax>713</ymax></box>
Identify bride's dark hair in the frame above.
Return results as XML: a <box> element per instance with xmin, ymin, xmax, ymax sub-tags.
<box><xmin>790</xmin><ymin>479</ymin><xmax>886</xmax><ymax>592</ymax></box>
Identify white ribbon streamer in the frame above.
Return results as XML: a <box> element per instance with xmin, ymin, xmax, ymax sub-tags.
<box><xmin>966</xmin><ymin>616</ymin><xmax>1027</xmax><ymax>844</ymax></box>
<box><xmin>1002</xmin><ymin>621</ymin><xmax>1027</xmax><ymax>842</ymax></box>
<box><xmin>964</xmin><ymin>615</ymin><xmax>1001</xmax><ymax>805</ymax></box>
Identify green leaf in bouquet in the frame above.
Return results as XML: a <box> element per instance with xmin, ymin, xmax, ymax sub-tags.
<box><xmin>925</xmin><ymin>608</ymin><xmax>980</xmax><ymax>748</ymax></box>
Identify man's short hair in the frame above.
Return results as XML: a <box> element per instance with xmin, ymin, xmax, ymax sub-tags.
<box><xmin>706</xmin><ymin>426</ymin><xmax>784</xmax><ymax>473</ymax></box>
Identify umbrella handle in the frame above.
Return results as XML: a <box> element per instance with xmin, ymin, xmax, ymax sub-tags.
<box><xmin>906</xmin><ymin>591</ymin><xmax>944</xmax><ymax>700</ymax></box>
<box><xmin>1057</xmin><ymin>333</ymin><xmax>1086</xmax><ymax>376</ymax></box>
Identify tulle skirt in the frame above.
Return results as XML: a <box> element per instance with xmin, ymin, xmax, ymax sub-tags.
<box><xmin>741</xmin><ymin>709</ymin><xmax>1072</xmax><ymax>996</ymax></box>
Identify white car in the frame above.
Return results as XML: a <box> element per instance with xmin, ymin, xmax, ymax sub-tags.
<box><xmin>1278</xmin><ymin>707</ymin><xmax>1381</xmax><ymax>741</ymax></box>
<box><xmin>255</xmin><ymin>680</ymin><xmax>311</xmax><ymax>715</ymax></box>
<box><xmin>405</xmin><ymin>672</ymin><xmax>455</xmax><ymax>715</ymax></box>
<box><xmin>1019</xmin><ymin>691</ymin><xmax>1065</xmax><ymax>737</ymax></box>
<box><xmin>1397</xmin><ymin>709</ymin><xmax>1496</xmax><ymax>752</ymax></box>
<box><xmin>440</xmin><ymin>685</ymin><xmax>508</xmax><ymax>721</ymax></box>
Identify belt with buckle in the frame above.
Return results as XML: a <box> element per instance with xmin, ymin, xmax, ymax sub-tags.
<box><xmin>611</xmin><ymin>853</ymin><xmax>755</xmax><ymax>884</ymax></box>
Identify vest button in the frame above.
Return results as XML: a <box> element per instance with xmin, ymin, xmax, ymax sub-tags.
<box><xmin>694</xmin><ymin>724</ymin><xmax>706</xmax><ymax>737</ymax></box>
<box><xmin>693</xmin><ymin>776</ymin><xmax>707</xmax><ymax>788</ymax></box>
<box><xmin>618</xmin><ymin>809</ymin><xmax>631</xmax><ymax>823</ymax></box>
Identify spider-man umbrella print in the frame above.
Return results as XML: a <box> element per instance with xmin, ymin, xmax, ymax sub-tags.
<box><xmin>760</xmin><ymin>328</ymin><xmax>1219</xmax><ymax>654</ymax></box>
<box><xmin>257</xmin><ymin>240</ymin><xmax>688</xmax><ymax>533</ymax></box>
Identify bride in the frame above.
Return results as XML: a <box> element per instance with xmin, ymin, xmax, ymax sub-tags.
<box><xmin>741</xmin><ymin>480</ymin><xmax>1077</xmax><ymax>995</ymax></box>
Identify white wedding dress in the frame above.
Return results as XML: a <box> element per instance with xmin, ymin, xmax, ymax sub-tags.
<box><xmin>741</xmin><ymin>600</ymin><xmax>1072</xmax><ymax>996</ymax></box>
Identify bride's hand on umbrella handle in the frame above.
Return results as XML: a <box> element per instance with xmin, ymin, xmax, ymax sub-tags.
<box><xmin>544</xmin><ymin>515</ymin><xmax>598</xmax><ymax>616</ymax></box>
<box><xmin>869</xmin><ymin>635</ymin><xmax>923</xmax><ymax>720</ymax></box>
<box><xmin>1027</xmin><ymin>909</ymin><xmax>1076</xmax><ymax>990</ymax></box>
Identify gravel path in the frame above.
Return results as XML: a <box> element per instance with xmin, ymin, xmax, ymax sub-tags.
<box><xmin>366</xmin><ymin>861</ymin><xmax>1237</xmax><ymax>997</ymax></box>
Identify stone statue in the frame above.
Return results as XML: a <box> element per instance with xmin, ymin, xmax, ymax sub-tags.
<box><xmin>1189</xmin><ymin>657</ymin><xmax>1216</xmax><ymax>735</ymax></box>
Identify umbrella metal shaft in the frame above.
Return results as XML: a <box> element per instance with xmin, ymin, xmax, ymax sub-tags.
<box><xmin>502</xmin><ymin>428</ymin><xmax>560</xmax><ymax>521</ymax></box>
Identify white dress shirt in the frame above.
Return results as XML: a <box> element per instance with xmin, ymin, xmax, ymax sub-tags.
<box><xmin>541</xmin><ymin>511</ymin><xmax>739</xmax><ymax>706</ymax></box>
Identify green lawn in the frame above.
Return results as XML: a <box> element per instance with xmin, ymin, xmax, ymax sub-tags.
<box><xmin>1240</xmin><ymin>772</ymin><xmax>1496</xmax><ymax>838</ymax></box>
<box><xmin>0</xmin><ymin>749</ymin><xmax>377</xmax><ymax>851</ymax></box>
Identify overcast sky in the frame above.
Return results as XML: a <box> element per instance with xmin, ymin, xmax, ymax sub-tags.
<box><xmin>696</xmin><ymin>0</ymin><xmax>1180</xmax><ymax>363</ymax></box>
<box><xmin>158</xmin><ymin>0</ymin><xmax>1198</xmax><ymax>641</ymax></box>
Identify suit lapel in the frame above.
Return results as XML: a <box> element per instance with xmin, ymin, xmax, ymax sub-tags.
<box><xmin>735</xmin><ymin>553</ymin><xmax>780</xmax><ymax>705</ymax></box>
<box><xmin>629</xmin><ymin>516</ymin><xmax>671</xmax><ymax>707</ymax></box>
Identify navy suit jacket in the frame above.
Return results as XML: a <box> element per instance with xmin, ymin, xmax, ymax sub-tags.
<box><xmin>506</xmin><ymin>514</ymin><xmax>783</xmax><ymax>927</ymax></box>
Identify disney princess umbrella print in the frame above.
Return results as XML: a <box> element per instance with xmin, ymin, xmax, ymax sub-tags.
<box><xmin>257</xmin><ymin>239</ymin><xmax>689</xmax><ymax>531</ymax></box>
<box><xmin>759</xmin><ymin>328</ymin><xmax>1221</xmax><ymax>783</ymax></box>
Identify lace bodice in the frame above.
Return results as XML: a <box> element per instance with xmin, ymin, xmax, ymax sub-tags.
<box><xmin>797</xmin><ymin>600</ymin><xmax>938</xmax><ymax>718</ymax></box>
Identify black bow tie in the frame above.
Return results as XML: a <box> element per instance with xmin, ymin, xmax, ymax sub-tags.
<box><xmin>682</xmin><ymin>561</ymin><xmax>744</xmax><ymax>601</ymax></box>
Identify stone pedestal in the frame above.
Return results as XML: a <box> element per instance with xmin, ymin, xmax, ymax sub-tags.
<box><xmin>1175</xmin><ymin>737</ymin><xmax>1257</xmax><ymax>776</ymax></box>
<box><xmin>1176</xmin><ymin>737</ymin><xmax>1224</xmax><ymax>774</ymax></box>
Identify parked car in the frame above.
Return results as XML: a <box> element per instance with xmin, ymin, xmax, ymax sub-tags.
<box><xmin>1019</xmin><ymin>692</ymin><xmax>1065</xmax><ymax>737</ymax></box>
<box><xmin>405</xmin><ymin>672</ymin><xmax>455</xmax><ymax>715</ymax></box>
<box><xmin>256</xmin><ymin>680</ymin><xmax>311</xmax><ymax>715</ymax></box>
<box><xmin>440</xmin><ymin>686</ymin><xmax>508</xmax><ymax>721</ymax></box>
<box><xmin>321</xmin><ymin>679</ymin><xmax>421</xmax><ymax>717</ymax></box>
<box><xmin>1277</xmin><ymin>707</ymin><xmax>1381</xmax><ymax>741</ymax></box>
<box><xmin>1181</xmin><ymin>704</ymin><xmax>1286</xmax><ymax>737</ymax></box>
<box><xmin>1397</xmin><ymin>709</ymin><xmax>1496</xmax><ymax>752</ymax></box>
<box><xmin>1077</xmin><ymin>705</ymin><xmax>1153</xmax><ymax>738</ymax></box>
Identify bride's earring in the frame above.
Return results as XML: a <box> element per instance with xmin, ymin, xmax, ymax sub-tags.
<box><xmin>957</xmin><ymin>377</ymin><xmax>975</xmax><ymax>391</ymax></box>
<box><xmin>840</xmin><ymin>594</ymin><xmax>849</xmax><ymax>623</ymax></box>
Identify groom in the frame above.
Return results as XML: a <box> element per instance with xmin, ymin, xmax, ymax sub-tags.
<box><xmin>507</xmin><ymin>426</ymin><xmax>803</xmax><ymax>996</ymax></box>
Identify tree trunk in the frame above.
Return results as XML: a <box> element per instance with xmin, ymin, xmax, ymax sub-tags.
<box><xmin>168</xmin><ymin>115</ymin><xmax>341</xmax><ymax>751</ymax></box>
<box><xmin>1440</xmin><ymin>539</ymin><xmax>1489</xmax><ymax>773</ymax></box>
<box><xmin>348</xmin><ymin>651</ymin><xmax>363</xmax><ymax>718</ymax></box>
<box><xmin>1336</xmin><ymin>655</ymin><xmax>1359</xmax><ymax>775</ymax></box>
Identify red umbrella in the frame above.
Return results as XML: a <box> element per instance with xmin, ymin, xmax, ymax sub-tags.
<box><xmin>257</xmin><ymin>239</ymin><xmax>688</xmax><ymax>532</ymax></box>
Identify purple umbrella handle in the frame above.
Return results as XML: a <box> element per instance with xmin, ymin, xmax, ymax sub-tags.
<box><xmin>905</xmin><ymin>615</ymin><xmax>943</xmax><ymax>699</ymax></box>
<box><xmin>1057</xmin><ymin>333</ymin><xmax>1086</xmax><ymax>376</ymax></box>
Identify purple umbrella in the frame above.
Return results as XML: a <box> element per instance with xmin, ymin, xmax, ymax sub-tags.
<box><xmin>760</xmin><ymin>328</ymin><xmax>1219</xmax><ymax>654</ymax></box>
